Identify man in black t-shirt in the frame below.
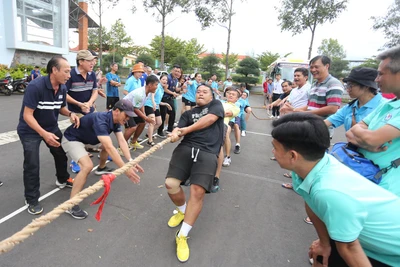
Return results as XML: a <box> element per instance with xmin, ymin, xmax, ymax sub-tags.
<box><xmin>164</xmin><ymin>84</ymin><xmax>224</xmax><ymax>263</ymax></box>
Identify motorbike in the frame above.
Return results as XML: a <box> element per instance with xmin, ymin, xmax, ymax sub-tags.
<box><xmin>0</xmin><ymin>75</ymin><xmax>14</xmax><ymax>96</ymax></box>
<box><xmin>12</xmin><ymin>75</ymin><xmax>29</xmax><ymax>93</ymax></box>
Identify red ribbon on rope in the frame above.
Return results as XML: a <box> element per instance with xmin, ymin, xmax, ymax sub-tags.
<box><xmin>91</xmin><ymin>173</ymin><xmax>116</xmax><ymax>221</ymax></box>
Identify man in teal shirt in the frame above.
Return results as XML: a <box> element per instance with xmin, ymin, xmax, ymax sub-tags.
<box><xmin>271</xmin><ymin>113</ymin><xmax>400</xmax><ymax>267</ymax></box>
<box><xmin>346</xmin><ymin>45</ymin><xmax>400</xmax><ymax>197</ymax></box>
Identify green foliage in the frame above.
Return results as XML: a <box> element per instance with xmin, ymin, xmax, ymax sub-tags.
<box><xmin>317</xmin><ymin>38</ymin><xmax>346</xmax><ymax>59</ymax></box>
<box><xmin>358</xmin><ymin>57</ymin><xmax>380</xmax><ymax>69</ymax></box>
<box><xmin>102</xmin><ymin>53</ymin><xmax>124</xmax><ymax>70</ymax></box>
<box><xmin>277</xmin><ymin>0</ymin><xmax>348</xmax><ymax>59</ymax></box>
<box><xmin>372</xmin><ymin>0</ymin><xmax>400</xmax><ymax>49</ymax></box>
<box><xmin>173</xmin><ymin>55</ymin><xmax>190</xmax><ymax>72</ymax></box>
<box><xmin>330</xmin><ymin>58</ymin><xmax>349</xmax><ymax>79</ymax></box>
<box><xmin>236</xmin><ymin>57</ymin><xmax>260</xmax><ymax>77</ymax></box>
<box><xmin>149</xmin><ymin>35</ymin><xmax>186</xmax><ymax>65</ymax></box>
<box><xmin>221</xmin><ymin>53</ymin><xmax>239</xmax><ymax>70</ymax></box>
<box><xmin>200</xmin><ymin>53</ymin><xmax>221</xmax><ymax>75</ymax></box>
<box><xmin>88</xmin><ymin>26</ymin><xmax>111</xmax><ymax>51</ymax></box>
<box><xmin>136</xmin><ymin>54</ymin><xmax>155</xmax><ymax>68</ymax></box>
<box><xmin>257</xmin><ymin>51</ymin><xmax>280</xmax><ymax>71</ymax></box>
<box><xmin>0</xmin><ymin>64</ymin><xmax>47</xmax><ymax>79</ymax></box>
<box><xmin>232</xmin><ymin>76</ymin><xmax>259</xmax><ymax>85</ymax></box>
<box><xmin>182</xmin><ymin>38</ymin><xmax>206</xmax><ymax>71</ymax></box>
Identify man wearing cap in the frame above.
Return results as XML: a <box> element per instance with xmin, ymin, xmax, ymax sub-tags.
<box><xmin>61</xmin><ymin>99</ymin><xmax>143</xmax><ymax>219</ymax></box>
<box><xmin>66</xmin><ymin>50</ymin><xmax>98</xmax><ymax>116</ymax></box>
<box><xmin>17</xmin><ymin>56</ymin><xmax>79</xmax><ymax>215</ymax></box>
<box><xmin>346</xmin><ymin>45</ymin><xmax>400</xmax><ymax>197</ymax></box>
<box><xmin>124</xmin><ymin>63</ymin><xmax>144</xmax><ymax>95</ymax></box>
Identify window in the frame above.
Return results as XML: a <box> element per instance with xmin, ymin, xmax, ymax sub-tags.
<box><xmin>16</xmin><ymin>0</ymin><xmax>62</xmax><ymax>47</ymax></box>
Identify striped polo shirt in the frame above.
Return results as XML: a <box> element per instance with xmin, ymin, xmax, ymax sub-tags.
<box><xmin>17</xmin><ymin>75</ymin><xmax>67</xmax><ymax>136</ymax></box>
<box><xmin>308</xmin><ymin>74</ymin><xmax>343</xmax><ymax>111</ymax></box>
<box><xmin>66</xmin><ymin>67</ymin><xmax>97</xmax><ymax>114</ymax></box>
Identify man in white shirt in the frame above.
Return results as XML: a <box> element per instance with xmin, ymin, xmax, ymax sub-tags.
<box><xmin>281</xmin><ymin>68</ymin><xmax>311</xmax><ymax>114</ymax></box>
<box><xmin>271</xmin><ymin>73</ymin><xmax>283</xmax><ymax>118</ymax></box>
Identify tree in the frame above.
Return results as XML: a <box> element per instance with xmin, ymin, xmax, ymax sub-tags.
<box><xmin>234</xmin><ymin>57</ymin><xmax>260</xmax><ymax>85</ymax></box>
<box><xmin>139</xmin><ymin>0</ymin><xmax>191</xmax><ymax>70</ymax></box>
<box><xmin>317</xmin><ymin>38</ymin><xmax>346</xmax><ymax>59</ymax></box>
<box><xmin>276</xmin><ymin>0</ymin><xmax>348</xmax><ymax>59</ymax></box>
<box><xmin>182</xmin><ymin>38</ymin><xmax>206</xmax><ymax>71</ymax></box>
<box><xmin>317</xmin><ymin>38</ymin><xmax>348</xmax><ymax>78</ymax></box>
<box><xmin>173</xmin><ymin>55</ymin><xmax>191</xmax><ymax>72</ymax></box>
<box><xmin>194</xmin><ymin>0</ymin><xmax>244</xmax><ymax>79</ymax></box>
<box><xmin>358</xmin><ymin>57</ymin><xmax>380</xmax><ymax>69</ymax></box>
<box><xmin>257</xmin><ymin>51</ymin><xmax>280</xmax><ymax>71</ymax></box>
<box><xmin>88</xmin><ymin>26</ymin><xmax>111</xmax><ymax>52</ymax></box>
<box><xmin>136</xmin><ymin>54</ymin><xmax>155</xmax><ymax>68</ymax></box>
<box><xmin>221</xmin><ymin>52</ymin><xmax>238</xmax><ymax>70</ymax></box>
<box><xmin>109</xmin><ymin>19</ymin><xmax>135</xmax><ymax>58</ymax></box>
<box><xmin>372</xmin><ymin>0</ymin><xmax>400</xmax><ymax>49</ymax></box>
<box><xmin>102</xmin><ymin>53</ymin><xmax>123</xmax><ymax>70</ymax></box>
<box><xmin>200</xmin><ymin>53</ymin><xmax>221</xmax><ymax>77</ymax></box>
<box><xmin>149</xmin><ymin>35</ymin><xmax>186</xmax><ymax>66</ymax></box>
<box><xmin>88</xmin><ymin>0</ymin><xmax>120</xmax><ymax>67</ymax></box>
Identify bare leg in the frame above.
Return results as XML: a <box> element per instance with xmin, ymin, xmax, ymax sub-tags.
<box><xmin>225</xmin><ymin>126</ymin><xmax>232</xmax><ymax>157</ymax></box>
<box><xmin>215</xmin><ymin>147</ymin><xmax>224</xmax><ymax>178</ymax></box>
<box><xmin>245</xmin><ymin>107</ymin><xmax>252</xmax><ymax>121</ymax></box>
<box><xmin>124</xmin><ymin>127</ymin><xmax>136</xmax><ymax>142</ymax></box>
<box><xmin>131</xmin><ymin>123</ymin><xmax>145</xmax><ymax>143</ymax></box>
<box><xmin>147</xmin><ymin>114</ymin><xmax>157</xmax><ymax>143</ymax></box>
<box><xmin>234</xmin><ymin>124</ymin><xmax>241</xmax><ymax>144</ymax></box>
<box><xmin>70</xmin><ymin>155</ymin><xmax>93</xmax><ymax>198</ymax></box>
<box><xmin>183</xmin><ymin>184</ymin><xmax>206</xmax><ymax>226</ymax></box>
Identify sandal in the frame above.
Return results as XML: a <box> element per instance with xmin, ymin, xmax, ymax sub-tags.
<box><xmin>283</xmin><ymin>173</ymin><xmax>292</xmax><ymax>178</ymax></box>
<box><xmin>303</xmin><ymin>217</ymin><xmax>313</xmax><ymax>225</ymax></box>
<box><xmin>87</xmin><ymin>152</ymin><xmax>93</xmax><ymax>158</ymax></box>
<box><xmin>270</xmin><ymin>156</ymin><xmax>276</xmax><ymax>161</ymax></box>
<box><xmin>281</xmin><ymin>183</ymin><xmax>293</xmax><ymax>190</ymax></box>
<box><xmin>147</xmin><ymin>141</ymin><xmax>155</xmax><ymax>147</ymax></box>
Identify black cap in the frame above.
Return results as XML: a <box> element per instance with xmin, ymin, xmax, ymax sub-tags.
<box><xmin>343</xmin><ymin>67</ymin><xmax>378</xmax><ymax>90</ymax></box>
<box><xmin>114</xmin><ymin>99</ymin><xmax>135</xmax><ymax>117</ymax></box>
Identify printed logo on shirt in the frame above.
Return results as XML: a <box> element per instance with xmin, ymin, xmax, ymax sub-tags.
<box><xmin>385</xmin><ymin>113</ymin><xmax>392</xmax><ymax>121</ymax></box>
<box><xmin>192</xmin><ymin>108</ymin><xmax>209</xmax><ymax>123</ymax></box>
<box><xmin>59</xmin><ymin>95</ymin><xmax>63</xmax><ymax>99</ymax></box>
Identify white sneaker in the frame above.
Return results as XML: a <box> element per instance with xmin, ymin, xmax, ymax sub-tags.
<box><xmin>241</xmin><ymin>130</ymin><xmax>246</xmax><ymax>137</ymax></box>
<box><xmin>277</xmin><ymin>116</ymin><xmax>280</xmax><ymax>119</ymax></box>
<box><xmin>269</xmin><ymin>115</ymin><xmax>275</xmax><ymax>118</ymax></box>
<box><xmin>222</xmin><ymin>157</ymin><xmax>231</xmax><ymax>167</ymax></box>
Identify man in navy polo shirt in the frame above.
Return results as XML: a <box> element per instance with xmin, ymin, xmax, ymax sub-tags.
<box><xmin>61</xmin><ymin>99</ymin><xmax>143</xmax><ymax>219</ymax></box>
<box><xmin>17</xmin><ymin>56</ymin><xmax>80</xmax><ymax>215</ymax></box>
<box><xmin>66</xmin><ymin>50</ymin><xmax>98</xmax><ymax>115</ymax></box>
<box><xmin>158</xmin><ymin>65</ymin><xmax>182</xmax><ymax>137</ymax></box>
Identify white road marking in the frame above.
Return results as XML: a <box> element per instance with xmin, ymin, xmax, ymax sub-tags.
<box><xmin>0</xmin><ymin>119</ymin><xmax>71</xmax><ymax>146</ymax></box>
<box><xmin>245</xmin><ymin>131</ymin><xmax>272</xmax><ymax>137</ymax></box>
<box><xmin>0</xmin><ymin>137</ymin><xmax>150</xmax><ymax>225</ymax></box>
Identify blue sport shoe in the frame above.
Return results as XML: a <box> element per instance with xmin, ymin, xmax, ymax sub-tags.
<box><xmin>97</xmin><ymin>154</ymin><xmax>113</xmax><ymax>161</ymax></box>
<box><xmin>70</xmin><ymin>160</ymin><xmax>80</xmax><ymax>173</ymax></box>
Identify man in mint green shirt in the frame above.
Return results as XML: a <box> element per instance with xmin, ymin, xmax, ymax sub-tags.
<box><xmin>271</xmin><ymin>112</ymin><xmax>400</xmax><ymax>267</ymax></box>
<box><xmin>346</xmin><ymin>45</ymin><xmax>400</xmax><ymax>197</ymax></box>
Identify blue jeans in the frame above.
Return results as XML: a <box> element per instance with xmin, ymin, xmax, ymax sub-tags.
<box><xmin>240</xmin><ymin>113</ymin><xmax>247</xmax><ymax>131</ymax></box>
<box><xmin>19</xmin><ymin>129</ymin><xmax>69</xmax><ymax>205</ymax></box>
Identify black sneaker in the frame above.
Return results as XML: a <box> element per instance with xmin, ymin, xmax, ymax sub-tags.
<box><xmin>181</xmin><ymin>178</ymin><xmax>191</xmax><ymax>186</ymax></box>
<box><xmin>27</xmin><ymin>202</ymin><xmax>43</xmax><ymax>215</ymax></box>
<box><xmin>95</xmin><ymin>166</ymin><xmax>114</xmax><ymax>176</ymax></box>
<box><xmin>66</xmin><ymin>205</ymin><xmax>88</xmax><ymax>220</ymax></box>
<box><xmin>234</xmin><ymin>145</ymin><xmax>241</xmax><ymax>154</ymax></box>
<box><xmin>157</xmin><ymin>132</ymin><xmax>167</xmax><ymax>139</ymax></box>
<box><xmin>210</xmin><ymin>177</ymin><xmax>220</xmax><ymax>193</ymax></box>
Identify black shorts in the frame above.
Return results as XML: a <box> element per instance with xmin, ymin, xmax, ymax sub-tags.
<box><xmin>228</xmin><ymin>117</ymin><xmax>241</xmax><ymax>128</ymax></box>
<box><xmin>244</xmin><ymin>105</ymin><xmax>250</xmax><ymax>112</ymax></box>
<box><xmin>125</xmin><ymin>116</ymin><xmax>145</xmax><ymax>128</ymax></box>
<box><xmin>182</xmin><ymin>97</ymin><xmax>196</xmax><ymax>107</ymax></box>
<box><xmin>106</xmin><ymin>97</ymin><xmax>120</xmax><ymax>110</ymax></box>
<box><xmin>166</xmin><ymin>145</ymin><xmax>217</xmax><ymax>192</ymax></box>
<box><xmin>145</xmin><ymin>106</ymin><xmax>160</xmax><ymax>116</ymax></box>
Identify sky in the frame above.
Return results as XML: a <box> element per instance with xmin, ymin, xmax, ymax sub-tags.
<box><xmin>76</xmin><ymin>0</ymin><xmax>394</xmax><ymax>61</ymax></box>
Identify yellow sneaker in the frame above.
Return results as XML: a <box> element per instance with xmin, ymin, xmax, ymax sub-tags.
<box><xmin>175</xmin><ymin>231</ymin><xmax>189</xmax><ymax>262</ymax></box>
<box><xmin>168</xmin><ymin>209</ymin><xmax>184</xmax><ymax>228</ymax></box>
<box><xmin>130</xmin><ymin>141</ymin><xmax>144</xmax><ymax>150</ymax></box>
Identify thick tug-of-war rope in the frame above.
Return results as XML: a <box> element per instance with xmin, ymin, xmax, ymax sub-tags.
<box><xmin>0</xmin><ymin>137</ymin><xmax>173</xmax><ymax>255</ymax></box>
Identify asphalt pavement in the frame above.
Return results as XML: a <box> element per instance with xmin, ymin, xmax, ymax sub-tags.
<box><xmin>0</xmin><ymin>90</ymin><xmax>347</xmax><ymax>267</ymax></box>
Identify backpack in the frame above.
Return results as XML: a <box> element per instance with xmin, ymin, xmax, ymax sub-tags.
<box><xmin>330</xmin><ymin>142</ymin><xmax>400</xmax><ymax>184</ymax></box>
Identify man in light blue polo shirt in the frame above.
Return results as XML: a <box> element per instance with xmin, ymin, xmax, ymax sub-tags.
<box><xmin>124</xmin><ymin>63</ymin><xmax>144</xmax><ymax>95</ymax></box>
<box><xmin>271</xmin><ymin>112</ymin><xmax>400</xmax><ymax>267</ymax></box>
<box><xmin>346</xmin><ymin>46</ymin><xmax>400</xmax><ymax>197</ymax></box>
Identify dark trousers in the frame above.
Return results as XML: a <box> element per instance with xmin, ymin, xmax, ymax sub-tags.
<box><xmin>159</xmin><ymin>97</ymin><xmax>176</xmax><ymax>134</ymax></box>
<box><xmin>317</xmin><ymin>239</ymin><xmax>390</xmax><ymax>267</ymax></box>
<box><xmin>19</xmin><ymin>129</ymin><xmax>70</xmax><ymax>205</ymax></box>
<box><xmin>272</xmin><ymin>93</ymin><xmax>282</xmax><ymax>117</ymax></box>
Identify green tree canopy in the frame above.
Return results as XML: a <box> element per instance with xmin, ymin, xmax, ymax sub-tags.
<box><xmin>200</xmin><ymin>53</ymin><xmax>221</xmax><ymax>76</ymax></box>
<box><xmin>88</xmin><ymin>26</ymin><xmax>111</xmax><ymax>52</ymax></box>
<box><xmin>317</xmin><ymin>38</ymin><xmax>346</xmax><ymax>59</ymax></box>
<box><xmin>276</xmin><ymin>0</ymin><xmax>348</xmax><ymax>59</ymax></box>
<box><xmin>234</xmin><ymin>57</ymin><xmax>260</xmax><ymax>85</ymax></box>
<box><xmin>257</xmin><ymin>51</ymin><xmax>280</xmax><ymax>71</ymax></box>
<box><xmin>182</xmin><ymin>38</ymin><xmax>206</xmax><ymax>71</ymax></box>
<box><xmin>136</xmin><ymin>54</ymin><xmax>155</xmax><ymax>68</ymax></box>
<box><xmin>173</xmin><ymin>55</ymin><xmax>191</xmax><ymax>72</ymax></box>
<box><xmin>149</xmin><ymin>35</ymin><xmax>186</xmax><ymax>66</ymax></box>
<box><xmin>358</xmin><ymin>57</ymin><xmax>380</xmax><ymax>69</ymax></box>
<box><xmin>221</xmin><ymin>52</ymin><xmax>239</xmax><ymax>70</ymax></box>
<box><xmin>372</xmin><ymin>0</ymin><xmax>400</xmax><ymax>49</ymax></box>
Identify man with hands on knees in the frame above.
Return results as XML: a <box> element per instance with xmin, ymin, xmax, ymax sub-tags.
<box><xmin>271</xmin><ymin>113</ymin><xmax>400</xmax><ymax>267</ymax></box>
<box><xmin>164</xmin><ymin>84</ymin><xmax>225</xmax><ymax>262</ymax></box>
<box><xmin>61</xmin><ymin>99</ymin><xmax>143</xmax><ymax>219</ymax></box>
<box><xmin>17</xmin><ymin>56</ymin><xmax>80</xmax><ymax>215</ymax></box>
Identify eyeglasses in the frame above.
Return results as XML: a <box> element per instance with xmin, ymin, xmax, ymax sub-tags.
<box><xmin>346</xmin><ymin>83</ymin><xmax>357</xmax><ymax>89</ymax></box>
